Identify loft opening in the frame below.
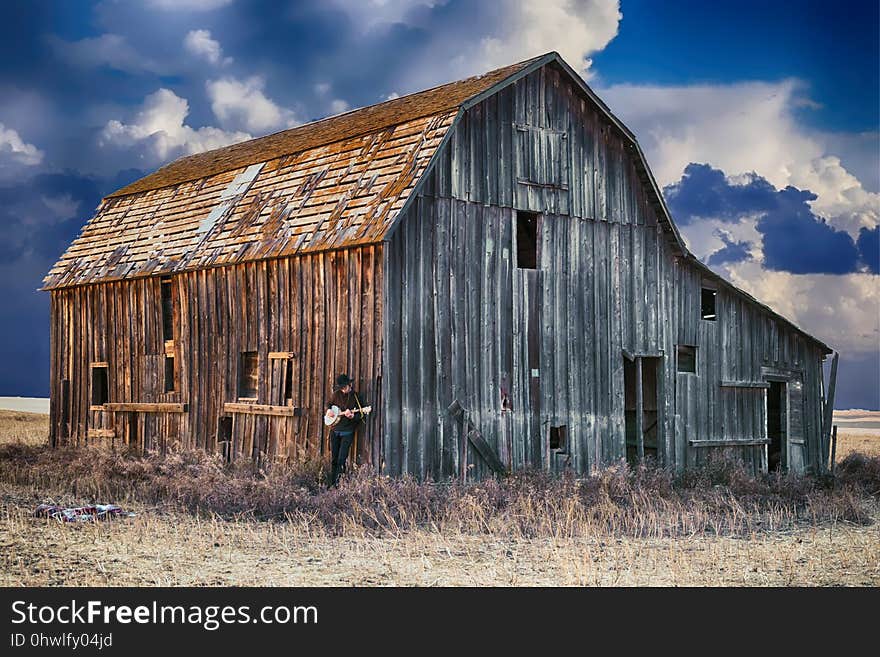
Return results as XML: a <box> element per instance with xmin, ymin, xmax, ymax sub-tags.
<box><xmin>516</xmin><ymin>211</ymin><xmax>539</xmax><ymax>269</ymax></box>
<box><xmin>238</xmin><ymin>351</ymin><xmax>258</xmax><ymax>399</ymax></box>
<box><xmin>701</xmin><ymin>284</ymin><xmax>717</xmax><ymax>321</ymax></box>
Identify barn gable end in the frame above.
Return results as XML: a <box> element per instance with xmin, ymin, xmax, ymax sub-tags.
<box><xmin>382</xmin><ymin>55</ymin><xmax>833</xmax><ymax>479</ymax></box>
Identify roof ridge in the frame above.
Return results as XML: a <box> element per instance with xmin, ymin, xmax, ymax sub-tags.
<box><xmin>107</xmin><ymin>53</ymin><xmax>548</xmax><ymax>199</ymax></box>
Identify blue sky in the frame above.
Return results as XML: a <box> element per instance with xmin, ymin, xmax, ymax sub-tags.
<box><xmin>0</xmin><ymin>0</ymin><xmax>877</xmax><ymax>408</ymax></box>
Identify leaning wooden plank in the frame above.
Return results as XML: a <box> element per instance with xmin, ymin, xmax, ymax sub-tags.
<box><xmin>466</xmin><ymin>429</ymin><xmax>506</xmax><ymax>474</ymax></box>
<box><xmin>446</xmin><ymin>399</ymin><xmax>464</xmax><ymax>419</ymax></box>
<box><xmin>103</xmin><ymin>402</ymin><xmax>187</xmax><ymax>412</ymax></box>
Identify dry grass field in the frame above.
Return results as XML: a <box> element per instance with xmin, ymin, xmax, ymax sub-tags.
<box><xmin>1</xmin><ymin>409</ymin><xmax>878</xmax><ymax>586</ymax></box>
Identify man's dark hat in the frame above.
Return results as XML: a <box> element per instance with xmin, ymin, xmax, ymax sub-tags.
<box><xmin>336</xmin><ymin>373</ymin><xmax>353</xmax><ymax>387</ymax></box>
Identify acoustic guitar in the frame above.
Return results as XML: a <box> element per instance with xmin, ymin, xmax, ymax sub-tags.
<box><xmin>324</xmin><ymin>405</ymin><xmax>372</xmax><ymax>427</ymax></box>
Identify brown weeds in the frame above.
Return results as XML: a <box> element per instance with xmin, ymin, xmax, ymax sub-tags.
<box><xmin>0</xmin><ymin>440</ymin><xmax>876</xmax><ymax>540</ymax></box>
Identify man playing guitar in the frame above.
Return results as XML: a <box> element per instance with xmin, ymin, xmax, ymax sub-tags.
<box><xmin>324</xmin><ymin>373</ymin><xmax>371</xmax><ymax>487</ymax></box>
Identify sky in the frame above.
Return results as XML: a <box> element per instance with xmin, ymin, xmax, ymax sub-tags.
<box><xmin>0</xmin><ymin>0</ymin><xmax>877</xmax><ymax>409</ymax></box>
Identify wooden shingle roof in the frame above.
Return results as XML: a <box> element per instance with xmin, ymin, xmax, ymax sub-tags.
<box><xmin>44</xmin><ymin>56</ymin><xmax>541</xmax><ymax>289</ymax></box>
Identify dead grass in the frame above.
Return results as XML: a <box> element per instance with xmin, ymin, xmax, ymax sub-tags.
<box><xmin>0</xmin><ymin>410</ymin><xmax>50</xmax><ymax>447</ymax></box>
<box><xmin>1</xmin><ymin>410</ymin><xmax>878</xmax><ymax>586</ymax></box>
<box><xmin>837</xmin><ymin>431</ymin><xmax>880</xmax><ymax>459</ymax></box>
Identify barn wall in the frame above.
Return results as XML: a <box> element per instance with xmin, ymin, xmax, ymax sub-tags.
<box><xmin>49</xmin><ymin>246</ymin><xmax>383</xmax><ymax>466</ymax></box>
<box><xmin>384</xmin><ymin>62</ymin><xmax>828</xmax><ymax>478</ymax></box>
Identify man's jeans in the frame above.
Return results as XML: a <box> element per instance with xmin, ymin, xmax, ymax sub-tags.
<box><xmin>329</xmin><ymin>430</ymin><xmax>354</xmax><ymax>487</ymax></box>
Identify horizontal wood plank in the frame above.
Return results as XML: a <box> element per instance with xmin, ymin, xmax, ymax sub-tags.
<box><xmin>103</xmin><ymin>402</ymin><xmax>187</xmax><ymax>413</ymax></box>
<box><xmin>224</xmin><ymin>402</ymin><xmax>302</xmax><ymax>416</ymax></box>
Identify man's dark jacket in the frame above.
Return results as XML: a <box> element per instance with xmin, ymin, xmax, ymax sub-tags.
<box><xmin>327</xmin><ymin>389</ymin><xmax>369</xmax><ymax>433</ymax></box>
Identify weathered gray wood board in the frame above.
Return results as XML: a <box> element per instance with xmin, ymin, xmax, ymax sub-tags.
<box><xmin>384</xmin><ymin>62</ymin><xmax>828</xmax><ymax>478</ymax></box>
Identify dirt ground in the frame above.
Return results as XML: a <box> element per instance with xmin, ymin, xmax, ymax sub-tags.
<box><xmin>1</xmin><ymin>410</ymin><xmax>878</xmax><ymax>586</ymax></box>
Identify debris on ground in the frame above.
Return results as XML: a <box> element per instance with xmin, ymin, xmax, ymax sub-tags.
<box><xmin>34</xmin><ymin>504</ymin><xmax>136</xmax><ymax>523</ymax></box>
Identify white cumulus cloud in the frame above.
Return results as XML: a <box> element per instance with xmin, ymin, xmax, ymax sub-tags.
<box><xmin>329</xmin><ymin>99</ymin><xmax>350</xmax><ymax>114</ymax></box>
<box><xmin>599</xmin><ymin>79</ymin><xmax>880</xmax><ymax>239</ymax></box>
<box><xmin>184</xmin><ymin>29</ymin><xmax>230</xmax><ymax>66</ymax></box>
<box><xmin>476</xmin><ymin>0</ymin><xmax>621</xmax><ymax>77</ymax></box>
<box><xmin>99</xmin><ymin>88</ymin><xmax>250</xmax><ymax>164</ymax></box>
<box><xmin>0</xmin><ymin>123</ymin><xmax>43</xmax><ymax>166</ymax></box>
<box><xmin>206</xmin><ymin>76</ymin><xmax>299</xmax><ymax>133</ymax></box>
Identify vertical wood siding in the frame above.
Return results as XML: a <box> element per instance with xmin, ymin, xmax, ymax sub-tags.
<box><xmin>49</xmin><ymin>246</ymin><xmax>383</xmax><ymax>465</ymax></box>
<box><xmin>384</xmin><ymin>62</ymin><xmax>828</xmax><ymax>478</ymax></box>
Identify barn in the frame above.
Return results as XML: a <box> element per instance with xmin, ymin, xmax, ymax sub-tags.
<box><xmin>44</xmin><ymin>51</ymin><xmax>838</xmax><ymax>479</ymax></box>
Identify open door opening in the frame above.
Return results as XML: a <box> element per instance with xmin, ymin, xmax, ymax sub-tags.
<box><xmin>624</xmin><ymin>356</ymin><xmax>660</xmax><ymax>465</ymax></box>
<box><xmin>767</xmin><ymin>381</ymin><xmax>787</xmax><ymax>471</ymax></box>
<box><xmin>127</xmin><ymin>412</ymin><xmax>139</xmax><ymax>451</ymax></box>
<box><xmin>218</xmin><ymin>416</ymin><xmax>233</xmax><ymax>463</ymax></box>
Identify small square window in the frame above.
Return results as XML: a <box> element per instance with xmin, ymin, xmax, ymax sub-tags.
<box><xmin>677</xmin><ymin>345</ymin><xmax>697</xmax><ymax>373</ymax></box>
<box><xmin>701</xmin><ymin>287</ymin><xmax>717</xmax><ymax>321</ymax></box>
<box><xmin>550</xmin><ymin>425</ymin><xmax>567</xmax><ymax>451</ymax></box>
<box><xmin>238</xmin><ymin>351</ymin><xmax>258</xmax><ymax>399</ymax></box>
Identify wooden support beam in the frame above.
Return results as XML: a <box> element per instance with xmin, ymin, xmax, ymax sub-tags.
<box><xmin>223</xmin><ymin>402</ymin><xmax>302</xmax><ymax>417</ymax></box>
<box><xmin>689</xmin><ymin>439</ymin><xmax>769</xmax><ymax>448</ymax></box>
<box><xmin>720</xmin><ymin>380</ymin><xmax>771</xmax><ymax>389</ymax></box>
<box><xmin>103</xmin><ymin>402</ymin><xmax>187</xmax><ymax>413</ymax></box>
<box><xmin>623</xmin><ymin>349</ymin><xmax>664</xmax><ymax>361</ymax></box>
<box><xmin>635</xmin><ymin>356</ymin><xmax>644</xmax><ymax>462</ymax></box>
<box><xmin>820</xmin><ymin>352</ymin><xmax>839</xmax><ymax>473</ymax></box>
<box><xmin>268</xmin><ymin>351</ymin><xmax>295</xmax><ymax>360</ymax></box>
<box><xmin>87</xmin><ymin>428</ymin><xmax>116</xmax><ymax>439</ymax></box>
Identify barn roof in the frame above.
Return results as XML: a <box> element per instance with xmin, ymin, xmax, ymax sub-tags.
<box><xmin>43</xmin><ymin>55</ymin><xmax>542</xmax><ymax>290</ymax></box>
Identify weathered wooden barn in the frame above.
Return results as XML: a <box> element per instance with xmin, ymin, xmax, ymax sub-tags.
<box><xmin>44</xmin><ymin>52</ymin><xmax>838</xmax><ymax>479</ymax></box>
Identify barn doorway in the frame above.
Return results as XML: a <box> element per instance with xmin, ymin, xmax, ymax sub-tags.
<box><xmin>624</xmin><ymin>356</ymin><xmax>660</xmax><ymax>465</ymax></box>
<box><xmin>767</xmin><ymin>380</ymin><xmax>787</xmax><ymax>471</ymax></box>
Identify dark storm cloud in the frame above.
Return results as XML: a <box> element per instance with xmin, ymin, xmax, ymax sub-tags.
<box><xmin>857</xmin><ymin>225</ymin><xmax>879</xmax><ymax>274</ymax></box>
<box><xmin>0</xmin><ymin>172</ymin><xmax>101</xmax><ymax>263</ymax></box>
<box><xmin>706</xmin><ymin>232</ymin><xmax>752</xmax><ymax>266</ymax></box>
<box><xmin>663</xmin><ymin>163</ymin><xmax>778</xmax><ymax>224</ymax></box>
<box><xmin>756</xmin><ymin>185</ymin><xmax>860</xmax><ymax>274</ymax></box>
<box><xmin>665</xmin><ymin>163</ymin><xmax>874</xmax><ymax>275</ymax></box>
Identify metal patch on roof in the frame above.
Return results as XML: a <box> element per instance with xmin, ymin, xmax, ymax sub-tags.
<box><xmin>198</xmin><ymin>162</ymin><xmax>265</xmax><ymax>235</ymax></box>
